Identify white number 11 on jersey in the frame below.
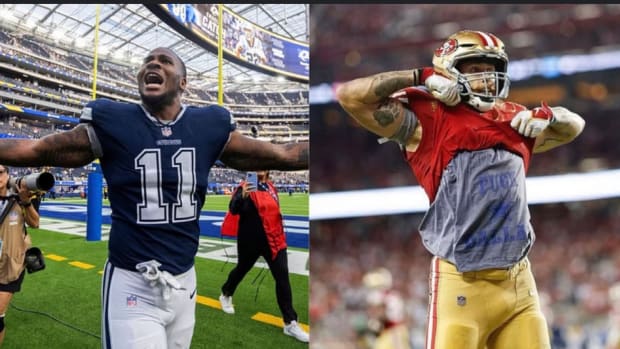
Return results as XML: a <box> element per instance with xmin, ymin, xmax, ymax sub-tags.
<box><xmin>135</xmin><ymin>148</ymin><xmax>197</xmax><ymax>224</ymax></box>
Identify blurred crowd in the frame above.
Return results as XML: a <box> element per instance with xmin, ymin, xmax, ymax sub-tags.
<box><xmin>208</xmin><ymin>166</ymin><xmax>309</xmax><ymax>194</ymax></box>
<box><xmin>311</xmin><ymin>4</ymin><xmax>620</xmax><ymax>84</ymax></box>
<box><xmin>8</xmin><ymin>164</ymin><xmax>309</xmax><ymax>198</ymax></box>
<box><xmin>311</xmin><ymin>199</ymin><xmax>620</xmax><ymax>349</ymax></box>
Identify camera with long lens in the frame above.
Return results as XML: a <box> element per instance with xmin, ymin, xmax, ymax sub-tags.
<box><xmin>8</xmin><ymin>172</ymin><xmax>55</xmax><ymax>192</ymax></box>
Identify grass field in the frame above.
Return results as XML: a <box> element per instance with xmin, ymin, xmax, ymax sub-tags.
<box><xmin>52</xmin><ymin>193</ymin><xmax>309</xmax><ymax>216</ymax></box>
<box><xmin>202</xmin><ymin>193</ymin><xmax>309</xmax><ymax>216</ymax></box>
<box><xmin>2</xmin><ymin>194</ymin><xmax>309</xmax><ymax>348</ymax></box>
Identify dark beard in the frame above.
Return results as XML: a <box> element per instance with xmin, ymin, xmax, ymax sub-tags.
<box><xmin>140</xmin><ymin>88</ymin><xmax>177</xmax><ymax>114</ymax></box>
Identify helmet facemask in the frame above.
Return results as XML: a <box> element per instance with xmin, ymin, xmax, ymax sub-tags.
<box><xmin>455</xmin><ymin>57</ymin><xmax>510</xmax><ymax>112</ymax></box>
<box><xmin>432</xmin><ymin>30</ymin><xmax>511</xmax><ymax>112</ymax></box>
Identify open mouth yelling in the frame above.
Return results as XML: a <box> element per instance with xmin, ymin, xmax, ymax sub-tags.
<box><xmin>144</xmin><ymin>72</ymin><xmax>164</xmax><ymax>90</ymax></box>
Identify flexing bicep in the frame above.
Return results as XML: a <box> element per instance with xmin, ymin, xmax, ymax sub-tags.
<box><xmin>220</xmin><ymin>131</ymin><xmax>308</xmax><ymax>171</ymax></box>
<box><xmin>0</xmin><ymin>124</ymin><xmax>96</xmax><ymax>167</ymax></box>
<box><xmin>343</xmin><ymin>97</ymin><xmax>411</xmax><ymax>139</ymax></box>
<box><xmin>336</xmin><ymin>70</ymin><xmax>415</xmax><ymax>138</ymax></box>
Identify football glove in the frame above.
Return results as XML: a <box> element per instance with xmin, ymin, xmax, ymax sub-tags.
<box><xmin>424</xmin><ymin>74</ymin><xmax>461</xmax><ymax>106</ymax></box>
<box><xmin>510</xmin><ymin>101</ymin><xmax>556</xmax><ymax>138</ymax></box>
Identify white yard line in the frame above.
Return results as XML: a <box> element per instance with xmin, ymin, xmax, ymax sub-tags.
<box><xmin>38</xmin><ymin>217</ymin><xmax>309</xmax><ymax>276</ymax></box>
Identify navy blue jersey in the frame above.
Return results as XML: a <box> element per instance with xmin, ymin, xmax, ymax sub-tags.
<box><xmin>80</xmin><ymin>98</ymin><xmax>235</xmax><ymax>274</ymax></box>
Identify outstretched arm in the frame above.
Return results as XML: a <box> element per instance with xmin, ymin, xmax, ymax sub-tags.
<box><xmin>0</xmin><ymin>124</ymin><xmax>96</xmax><ymax>167</ymax></box>
<box><xmin>219</xmin><ymin>131</ymin><xmax>308</xmax><ymax>171</ymax></box>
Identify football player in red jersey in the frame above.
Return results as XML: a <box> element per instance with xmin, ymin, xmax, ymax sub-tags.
<box><xmin>336</xmin><ymin>30</ymin><xmax>585</xmax><ymax>349</ymax></box>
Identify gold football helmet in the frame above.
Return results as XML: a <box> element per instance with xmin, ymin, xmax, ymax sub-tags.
<box><xmin>432</xmin><ymin>30</ymin><xmax>510</xmax><ymax>111</ymax></box>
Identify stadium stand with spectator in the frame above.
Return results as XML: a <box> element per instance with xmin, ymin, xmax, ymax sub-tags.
<box><xmin>0</xmin><ymin>30</ymin><xmax>308</xmax><ymax>143</ymax></box>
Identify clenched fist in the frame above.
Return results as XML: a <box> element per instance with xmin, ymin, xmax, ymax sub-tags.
<box><xmin>424</xmin><ymin>74</ymin><xmax>461</xmax><ymax>106</ymax></box>
<box><xmin>510</xmin><ymin>101</ymin><xmax>556</xmax><ymax>138</ymax></box>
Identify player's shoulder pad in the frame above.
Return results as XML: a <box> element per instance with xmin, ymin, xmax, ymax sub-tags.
<box><xmin>202</xmin><ymin>104</ymin><xmax>232</xmax><ymax>117</ymax></box>
<box><xmin>390</xmin><ymin>86</ymin><xmax>434</xmax><ymax>104</ymax></box>
<box><xmin>198</xmin><ymin>104</ymin><xmax>232</xmax><ymax>120</ymax></box>
<box><xmin>193</xmin><ymin>104</ymin><xmax>236</xmax><ymax>129</ymax></box>
<box><xmin>80</xmin><ymin>98</ymin><xmax>119</xmax><ymax>122</ymax></box>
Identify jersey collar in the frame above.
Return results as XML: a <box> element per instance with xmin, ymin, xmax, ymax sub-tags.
<box><xmin>140</xmin><ymin>104</ymin><xmax>187</xmax><ymax>127</ymax></box>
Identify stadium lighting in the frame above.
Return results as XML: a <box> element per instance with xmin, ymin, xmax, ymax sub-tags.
<box><xmin>98</xmin><ymin>45</ymin><xmax>110</xmax><ymax>56</ymax></box>
<box><xmin>309</xmin><ymin>169</ymin><xmax>620</xmax><ymax>220</ymax></box>
<box><xmin>51</xmin><ymin>28</ymin><xmax>65</xmax><ymax>40</ymax></box>
<box><xmin>0</xmin><ymin>9</ymin><xmax>15</xmax><ymax>22</ymax></box>
<box><xmin>113</xmin><ymin>49</ymin><xmax>125</xmax><ymax>60</ymax></box>
<box><xmin>23</xmin><ymin>18</ymin><xmax>36</xmax><ymax>29</ymax></box>
<box><xmin>74</xmin><ymin>37</ymin><xmax>87</xmax><ymax>48</ymax></box>
<box><xmin>130</xmin><ymin>56</ymin><xmax>142</xmax><ymax>65</ymax></box>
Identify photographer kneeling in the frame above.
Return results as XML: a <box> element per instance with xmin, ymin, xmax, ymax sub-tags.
<box><xmin>0</xmin><ymin>166</ymin><xmax>41</xmax><ymax>345</ymax></box>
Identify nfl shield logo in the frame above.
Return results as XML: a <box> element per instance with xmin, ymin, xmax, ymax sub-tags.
<box><xmin>126</xmin><ymin>294</ymin><xmax>138</xmax><ymax>307</ymax></box>
<box><xmin>457</xmin><ymin>295</ymin><xmax>467</xmax><ymax>306</ymax></box>
<box><xmin>161</xmin><ymin>127</ymin><xmax>172</xmax><ymax>137</ymax></box>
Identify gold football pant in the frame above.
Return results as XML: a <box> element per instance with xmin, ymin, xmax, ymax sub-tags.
<box><xmin>425</xmin><ymin>257</ymin><xmax>551</xmax><ymax>349</ymax></box>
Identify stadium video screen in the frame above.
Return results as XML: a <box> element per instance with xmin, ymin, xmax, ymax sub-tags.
<box><xmin>160</xmin><ymin>4</ymin><xmax>309</xmax><ymax>82</ymax></box>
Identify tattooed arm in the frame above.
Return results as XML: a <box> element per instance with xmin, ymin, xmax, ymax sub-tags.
<box><xmin>336</xmin><ymin>70</ymin><xmax>421</xmax><ymax>139</ymax></box>
<box><xmin>533</xmin><ymin>107</ymin><xmax>585</xmax><ymax>153</ymax></box>
<box><xmin>0</xmin><ymin>124</ymin><xmax>95</xmax><ymax>167</ymax></box>
<box><xmin>220</xmin><ymin>131</ymin><xmax>308</xmax><ymax>171</ymax></box>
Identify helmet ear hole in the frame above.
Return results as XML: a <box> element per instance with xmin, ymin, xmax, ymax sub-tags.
<box><xmin>457</xmin><ymin>80</ymin><xmax>469</xmax><ymax>101</ymax></box>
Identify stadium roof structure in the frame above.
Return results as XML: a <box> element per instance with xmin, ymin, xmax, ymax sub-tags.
<box><xmin>0</xmin><ymin>3</ymin><xmax>308</xmax><ymax>93</ymax></box>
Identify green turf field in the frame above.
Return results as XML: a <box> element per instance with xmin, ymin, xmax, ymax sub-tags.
<box><xmin>4</xmin><ymin>194</ymin><xmax>309</xmax><ymax>348</ymax></box>
<box><xmin>203</xmin><ymin>193</ymin><xmax>309</xmax><ymax>216</ymax></box>
<box><xmin>50</xmin><ymin>193</ymin><xmax>309</xmax><ymax>216</ymax></box>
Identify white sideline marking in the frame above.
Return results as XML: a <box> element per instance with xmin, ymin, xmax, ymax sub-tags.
<box><xmin>38</xmin><ymin>218</ymin><xmax>309</xmax><ymax>276</ymax></box>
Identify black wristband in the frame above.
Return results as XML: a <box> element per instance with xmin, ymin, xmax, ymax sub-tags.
<box><xmin>20</xmin><ymin>201</ymin><xmax>32</xmax><ymax>208</ymax></box>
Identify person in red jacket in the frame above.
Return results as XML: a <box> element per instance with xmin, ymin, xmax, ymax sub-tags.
<box><xmin>219</xmin><ymin>170</ymin><xmax>309</xmax><ymax>343</ymax></box>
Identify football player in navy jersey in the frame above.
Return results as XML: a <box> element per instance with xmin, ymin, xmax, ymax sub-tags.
<box><xmin>0</xmin><ymin>47</ymin><xmax>308</xmax><ymax>348</ymax></box>
<box><xmin>235</xmin><ymin>23</ymin><xmax>267</xmax><ymax>65</ymax></box>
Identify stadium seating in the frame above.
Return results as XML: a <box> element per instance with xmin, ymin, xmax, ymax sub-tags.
<box><xmin>0</xmin><ymin>31</ymin><xmax>308</xmax><ymax>143</ymax></box>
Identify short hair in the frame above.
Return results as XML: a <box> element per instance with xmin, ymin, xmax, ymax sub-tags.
<box><xmin>177</xmin><ymin>54</ymin><xmax>187</xmax><ymax>78</ymax></box>
<box><xmin>169</xmin><ymin>50</ymin><xmax>187</xmax><ymax>78</ymax></box>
